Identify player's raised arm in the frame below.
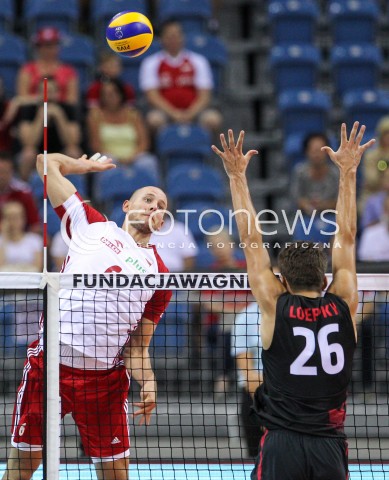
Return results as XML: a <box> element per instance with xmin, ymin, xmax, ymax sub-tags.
<box><xmin>212</xmin><ymin>130</ymin><xmax>285</xmax><ymax>321</ymax></box>
<box><xmin>323</xmin><ymin>122</ymin><xmax>375</xmax><ymax>320</ymax></box>
<box><xmin>36</xmin><ymin>152</ymin><xmax>115</xmax><ymax>208</ymax></box>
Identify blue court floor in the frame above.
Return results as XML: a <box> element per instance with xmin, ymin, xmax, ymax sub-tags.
<box><xmin>1</xmin><ymin>463</ymin><xmax>389</xmax><ymax>479</ymax></box>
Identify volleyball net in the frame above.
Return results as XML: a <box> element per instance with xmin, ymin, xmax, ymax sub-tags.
<box><xmin>0</xmin><ymin>272</ymin><xmax>388</xmax><ymax>479</ymax></box>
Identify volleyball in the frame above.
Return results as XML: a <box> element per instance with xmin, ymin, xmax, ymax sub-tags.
<box><xmin>106</xmin><ymin>11</ymin><xmax>154</xmax><ymax>58</ymax></box>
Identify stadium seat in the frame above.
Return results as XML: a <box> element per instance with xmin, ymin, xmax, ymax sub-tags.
<box><xmin>185</xmin><ymin>33</ymin><xmax>228</xmax><ymax>92</ymax></box>
<box><xmin>331</xmin><ymin>44</ymin><xmax>382</xmax><ymax>98</ymax></box>
<box><xmin>0</xmin><ymin>33</ymin><xmax>27</xmax><ymax>98</ymax></box>
<box><xmin>121</xmin><ymin>40</ymin><xmax>162</xmax><ymax>94</ymax></box>
<box><xmin>166</xmin><ymin>166</ymin><xmax>225</xmax><ymax>208</ymax></box>
<box><xmin>269</xmin><ymin>44</ymin><xmax>321</xmax><ymax>93</ymax></box>
<box><xmin>29</xmin><ymin>172</ymin><xmax>87</xmax><ymax>201</ymax></box>
<box><xmin>343</xmin><ymin>89</ymin><xmax>389</xmax><ymax>142</ymax></box>
<box><xmin>156</xmin><ymin>124</ymin><xmax>211</xmax><ymax>168</ymax></box>
<box><xmin>59</xmin><ymin>34</ymin><xmax>95</xmax><ymax>93</ymax></box>
<box><xmin>268</xmin><ymin>1</ymin><xmax>319</xmax><ymax>45</ymax></box>
<box><xmin>284</xmin><ymin>131</ymin><xmax>338</xmax><ymax>170</ymax></box>
<box><xmin>91</xmin><ymin>0</ymin><xmax>148</xmax><ymax>39</ymax></box>
<box><xmin>174</xmin><ymin>201</ymin><xmax>231</xmax><ymax>239</ymax></box>
<box><xmin>94</xmin><ymin>166</ymin><xmax>158</xmax><ymax>208</ymax></box>
<box><xmin>30</xmin><ymin>170</ymin><xmax>86</xmax><ymax>236</ymax></box>
<box><xmin>46</xmin><ymin>205</ymin><xmax>61</xmax><ymax>237</ymax></box>
<box><xmin>329</xmin><ymin>1</ymin><xmax>379</xmax><ymax>45</ymax></box>
<box><xmin>194</xmin><ymin>239</ymin><xmax>216</xmax><ymax>268</ymax></box>
<box><xmin>0</xmin><ymin>0</ymin><xmax>14</xmax><ymax>32</ymax></box>
<box><xmin>24</xmin><ymin>0</ymin><xmax>79</xmax><ymax>33</ymax></box>
<box><xmin>157</xmin><ymin>0</ymin><xmax>212</xmax><ymax>34</ymax></box>
<box><xmin>150</xmin><ymin>293</ymin><xmax>191</xmax><ymax>359</ymax></box>
<box><xmin>278</xmin><ymin>89</ymin><xmax>331</xmax><ymax>138</ymax></box>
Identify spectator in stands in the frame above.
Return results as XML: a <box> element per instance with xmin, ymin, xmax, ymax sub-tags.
<box><xmin>150</xmin><ymin>215</ymin><xmax>198</xmax><ymax>271</ymax></box>
<box><xmin>290</xmin><ymin>133</ymin><xmax>338</xmax><ymax>242</ymax></box>
<box><xmin>361</xmin><ymin>168</ymin><xmax>389</xmax><ymax>229</ymax></box>
<box><xmin>361</xmin><ymin>116</ymin><xmax>389</xmax><ymax>209</ymax></box>
<box><xmin>0</xmin><ymin>77</ymin><xmax>15</xmax><ymax>152</ymax></box>
<box><xmin>0</xmin><ymin>152</ymin><xmax>40</xmax><ymax>232</ymax></box>
<box><xmin>87</xmin><ymin>78</ymin><xmax>159</xmax><ymax>181</ymax></box>
<box><xmin>358</xmin><ymin>195</ymin><xmax>389</xmax><ymax>261</ymax></box>
<box><xmin>139</xmin><ymin>20</ymin><xmax>222</xmax><ymax>133</ymax></box>
<box><xmin>201</xmin><ymin>228</ymin><xmax>249</xmax><ymax>397</ymax></box>
<box><xmin>17</xmin><ymin>27</ymin><xmax>79</xmax><ymax>105</ymax></box>
<box><xmin>231</xmin><ymin>302</ymin><xmax>263</xmax><ymax>458</ymax></box>
<box><xmin>17</xmin><ymin>77</ymin><xmax>82</xmax><ymax>181</ymax></box>
<box><xmin>0</xmin><ymin>200</ymin><xmax>42</xmax><ymax>271</ymax></box>
<box><xmin>86</xmin><ymin>51</ymin><xmax>135</xmax><ymax>109</ymax></box>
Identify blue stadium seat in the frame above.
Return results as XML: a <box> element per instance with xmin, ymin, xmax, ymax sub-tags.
<box><xmin>343</xmin><ymin>89</ymin><xmax>389</xmax><ymax>142</ymax></box>
<box><xmin>0</xmin><ymin>0</ymin><xmax>15</xmax><ymax>32</ymax></box>
<box><xmin>156</xmin><ymin>124</ymin><xmax>211</xmax><ymax>168</ymax></box>
<box><xmin>284</xmin><ymin>133</ymin><xmax>307</xmax><ymax>170</ymax></box>
<box><xmin>185</xmin><ymin>33</ymin><xmax>228</xmax><ymax>92</ymax></box>
<box><xmin>268</xmin><ymin>1</ymin><xmax>319</xmax><ymax>45</ymax></box>
<box><xmin>166</xmin><ymin>166</ymin><xmax>225</xmax><ymax>208</ymax></box>
<box><xmin>94</xmin><ymin>165</ymin><xmax>158</xmax><ymax>208</ymax></box>
<box><xmin>46</xmin><ymin>205</ymin><xmax>61</xmax><ymax>237</ymax></box>
<box><xmin>91</xmin><ymin>0</ymin><xmax>147</xmax><ymax>20</ymax></box>
<box><xmin>331</xmin><ymin>44</ymin><xmax>382</xmax><ymax>98</ymax></box>
<box><xmin>150</xmin><ymin>296</ymin><xmax>190</xmax><ymax>358</ymax></box>
<box><xmin>157</xmin><ymin>0</ymin><xmax>212</xmax><ymax>34</ymax></box>
<box><xmin>29</xmin><ymin>172</ymin><xmax>87</xmax><ymax>201</ymax></box>
<box><xmin>59</xmin><ymin>34</ymin><xmax>95</xmax><ymax>93</ymax></box>
<box><xmin>91</xmin><ymin>0</ymin><xmax>148</xmax><ymax>40</ymax></box>
<box><xmin>121</xmin><ymin>40</ymin><xmax>162</xmax><ymax>93</ymax></box>
<box><xmin>270</xmin><ymin>44</ymin><xmax>320</xmax><ymax>93</ymax></box>
<box><xmin>0</xmin><ymin>33</ymin><xmax>27</xmax><ymax>98</ymax></box>
<box><xmin>110</xmin><ymin>205</ymin><xmax>125</xmax><ymax>225</ymax></box>
<box><xmin>329</xmin><ymin>1</ymin><xmax>379</xmax><ymax>45</ymax></box>
<box><xmin>24</xmin><ymin>0</ymin><xmax>79</xmax><ymax>33</ymax></box>
<box><xmin>284</xmin><ymin>131</ymin><xmax>338</xmax><ymax>170</ymax></box>
<box><xmin>194</xmin><ymin>239</ymin><xmax>216</xmax><ymax>268</ymax></box>
<box><xmin>29</xmin><ymin>171</ymin><xmax>86</xmax><ymax>236</ymax></box>
<box><xmin>278</xmin><ymin>89</ymin><xmax>331</xmax><ymax>137</ymax></box>
<box><xmin>175</xmin><ymin>201</ymin><xmax>231</xmax><ymax>239</ymax></box>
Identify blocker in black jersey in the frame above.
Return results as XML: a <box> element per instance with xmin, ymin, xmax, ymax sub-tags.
<box><xmin>254</xmin><ymin>291</ymin><xmax>356</xmax><ymax>438</ymax></box>
<box><xmin>212</xmin><ymin>124</ymin><xmax>375</xmax><ymax>480</ymax></box>
<box><xmin>250</xmin><ymin>291</ymin><xmax>355</xmax><ymax>480</ymax></box>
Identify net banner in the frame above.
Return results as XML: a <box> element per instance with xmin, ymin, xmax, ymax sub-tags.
<box><xmin>0</xmin><ymin>273</ymin><xmax>388</xmax><ymax>479</ymax></box>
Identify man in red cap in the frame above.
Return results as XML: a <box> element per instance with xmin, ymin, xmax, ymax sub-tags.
<box><xmin>16</xmin><ymin>27</ymin><xmax>79</xmax><ymax>105</ymax></box>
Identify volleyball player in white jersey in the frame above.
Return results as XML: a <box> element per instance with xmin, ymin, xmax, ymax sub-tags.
<box><xmin>3</xmin><ymin>153</ymin><xmax>172</xmax><ymax>480</ymax></box>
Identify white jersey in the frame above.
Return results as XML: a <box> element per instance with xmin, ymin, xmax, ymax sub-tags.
<box><xmin>41</xmin><ymin>193</ymin><xmax>170</xmax><ymax>370</ymax></box>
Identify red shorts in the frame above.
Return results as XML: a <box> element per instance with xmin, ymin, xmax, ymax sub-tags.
<box><xmin>11</xmin><ymin>341</ymin><xmax>131</xmax><ymax>462</ymax></box>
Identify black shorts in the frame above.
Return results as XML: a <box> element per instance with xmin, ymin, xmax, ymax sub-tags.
<box><xmin>251</xmin><ymin>429</ymin><xmax>348</xmax><ymax>480</ymax></box>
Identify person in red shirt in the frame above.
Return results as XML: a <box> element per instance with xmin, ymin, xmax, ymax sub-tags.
<box><xmin>86</xmin><ymin>51</ymin><xmax>135</xmax><ymax>109</ymax></box>
<box><xmin>0</xmin><ymin>152</ymin><xmax>40</xmax><ymax>232</ymax></box>
<box><xmin>139</xmin><ymin>21</ymin><xmax>222</xmax><ymax>133</ymax></box>
<box><xmin>16</xmin><ymin>27</ymin><xmax>79</xmax><ymax>106</ymax></box>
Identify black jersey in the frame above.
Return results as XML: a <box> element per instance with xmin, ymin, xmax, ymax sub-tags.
<box><xmin>253</xmin><ymin>291</ymin><xmax>356</xmax><ymax>437</ymax></box>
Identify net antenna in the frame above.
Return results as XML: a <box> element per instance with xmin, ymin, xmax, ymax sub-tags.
<box><xmin>42</xmin><ymin>76</ymin><xmax>60</xmax><ymax>480</ymax></box>
<box><xmin>43</xmin><ymin>77</ymin><xmax>48</xmax><ymax>273</ymax></box>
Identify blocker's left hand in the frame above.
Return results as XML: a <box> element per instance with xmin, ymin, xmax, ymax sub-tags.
<box><xmin>212</xmin><ymin>129</ymin><xmax>258</xmax><ymax>179</ymax></box>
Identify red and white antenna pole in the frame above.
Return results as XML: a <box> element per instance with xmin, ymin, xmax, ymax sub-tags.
<box><xmin>43</xmin><ymin>77</ymin><xmax>48</xmax><ymax>273</ymax></box>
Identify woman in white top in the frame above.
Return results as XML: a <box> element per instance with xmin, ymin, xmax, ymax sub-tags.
<box><xmin>0</xmin><ymin>200</ymin><xmax>42</xmax><ymax>271</ymax></box>
<box><xmin>86</xmin><ymin>78</ymin><xmax>159</xmax><ymax>182</ymax></box>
